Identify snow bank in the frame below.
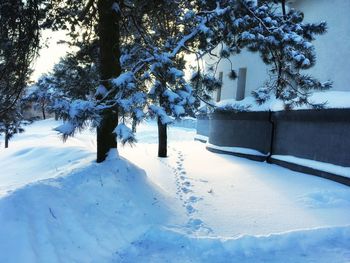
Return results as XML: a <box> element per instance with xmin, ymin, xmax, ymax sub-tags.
<box><xmin>0</xmin><ymin>151</ymin><xmax>172</xmax><ymax>263</ymax></box>
<box><xmin>272</xmin><ymin>155</ymin><xmax>350</xmax><ymax>178</ymax></box>
<box><xmin>216</xmin><ymin>91</ymin><xmax>350</xmax><ymax>112</ymax></box>
<box><xmin>116</xmin><ymin>225</ymin><xmax>350</xmax><ymax>263</ymax></box>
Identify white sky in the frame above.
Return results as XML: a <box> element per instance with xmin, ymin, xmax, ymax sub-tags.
<box><xmin>30</xmin><ymin>30</ymin><xmax>70</xmax><ymax>81</ymax></box>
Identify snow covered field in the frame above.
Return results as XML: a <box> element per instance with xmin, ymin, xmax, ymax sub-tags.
<box><xmin>0</xmin><ymin>119</ymin><xmax>350</xmax><ymax>262</ymax></box>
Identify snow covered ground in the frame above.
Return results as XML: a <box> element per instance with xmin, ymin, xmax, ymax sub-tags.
<box><xmin>0</xmin><ymin>119</ymin><xmax>350</xmax><ymax>262</ymax></box>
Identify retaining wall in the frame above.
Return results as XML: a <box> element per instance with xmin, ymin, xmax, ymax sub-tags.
<box><xmin>201</xmin><ymin>109</ymin><xmax>350</xmax><ymax>185</ymax></box>
<box><xmin>195</xmin><ymin>113</ymin><xmax>210</xmax><ymax>141</ymax></box>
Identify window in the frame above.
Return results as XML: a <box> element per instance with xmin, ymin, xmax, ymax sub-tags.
<box><xmin>236</xmin><ymin>67</ymin><xmax>247</xmax><ymax>101</ymax></box>
<box><xmin>216</xmin><ymin>71</ymin><xmax>223</xmax><ymax>102</ymax></box>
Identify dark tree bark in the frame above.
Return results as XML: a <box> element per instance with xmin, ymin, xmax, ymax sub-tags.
<box><xmin>96</xmin><ymin>0</ymin><xmax>121</xmax><ymax>163</ymax></box>
<box><xmin>42</xmin><ymin>105</ymin><xmax>46</xmax><ymax>120</ymax></box>
<box><xmin>281</xmin><ymin>0</ymin><xmax>286</xmax><ymax>18</ymax></box>
<box><xmin>4</xmin><ymin>130</ymin><xmax>9</xmax><ymax>148</ymax></box>
<box><xmin>157</xmin><ymin>95</ymin><xmax>167</xmax><ymax>158</ymax></box>
<box><xmin>157</xmin><ymin>116</ymin><xmax>167</xmax><ymax>157</ymax></box>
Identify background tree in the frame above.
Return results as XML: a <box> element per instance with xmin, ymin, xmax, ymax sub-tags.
<box><xmin>24</xmin><ymin>75</ymin><xmax>58</xmax><ymax>120</ymax></box>
<box><xmin>0</xmin><ymin>108</ymin><xmax>25</xmax><ymax>148</ymax></box>
<box><xmin>0</xmin><ymin>0</ymin><xmax>44</xmax><ymax>148</ymax></box>
<box><xmin>52</xmin><ymin>46</ymin><xmax>99</xmax><ymax>100</ymax></box>
<box><xmin>0</xmin><ymin>0</ymin><xmax>43</xmax><ymax>119</ymax></box>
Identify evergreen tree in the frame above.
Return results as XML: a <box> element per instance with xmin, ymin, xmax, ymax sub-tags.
<box><xmin>52</xmin><ymin>49</ymin><xmax>99</xmax><ymax>100</ymax></box>
<box><xmin>0</xmin><ymin>108</ymin><xmax>25</xmax><ymax>148</ymax></box>
<box><xmin>24</xmin><ymin>75</ymin><xmax>58</xmax><ymax>120</ymax></box>
<box><xmin>210</xmin><ymin>0</ymin><xmax>331</xmax><ymax>109</ymax></box>
<box><xmin>44</xmin><ymin>0</ymin><xmax>230</xmax><ymax>160</ymax></box>
<box><xmin>0</xmin><ymin>0</ymin><xmax>43</xmax><ymax>119</ymax></box>
<box><xmin>42</xmin><ymin>0</ymin><xmax>329</xmax><ymax>162</ymax></box>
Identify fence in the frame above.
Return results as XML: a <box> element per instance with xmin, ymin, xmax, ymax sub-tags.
<box><xmin>196</xmin><ymin>109</ymin><xmax>350</xmax><ymax>186</ymax></box>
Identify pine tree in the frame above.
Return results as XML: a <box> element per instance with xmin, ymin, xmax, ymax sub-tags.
<box><xmin>52</xmin><ymin>50</ymin><xmax>99</xmax><ymax>100</ymax></box>
<box><xmin>42</xmin><ymin>0</ymin><xmax>328</xmax><ymax>161</ymax></box>
<box><xmin>0</xmin><ymin>0</ymin><xmax>43</xmax><ymax>122</ymax></box>
<box><xmin>44</xmin><ymin>0</ymin><xmax>230</xmax><ymax>160</ymax></box>
<box><xmin>0</xmin><ymin>108</ymin><xmax>25</xmax><ymax>148</ymax></box>
<box><xmin>24</xmin><ymin>75</ymin><xmax>58</xmax><ymax>120</ymax></box>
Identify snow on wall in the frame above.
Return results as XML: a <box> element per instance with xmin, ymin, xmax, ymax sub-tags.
<box><xmin>272</xmin><ymin>155</ymin><xmax>350</xmax><ymax>179</ymax></box>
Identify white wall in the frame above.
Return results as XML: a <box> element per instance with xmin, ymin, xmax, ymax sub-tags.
<box><xmin>215</xmin><ymin>49</ymin><xmax>268</xmax><ymax>101</ymax></box>
<box><xmin>290</xmin><ymin>0</ymin><xmax>350</xmax><ymax>92</ymax></box>
<box><xmin>214</xmin><ymin>0</ymin><xmax>350</xmax><ymax>101</ymax></box>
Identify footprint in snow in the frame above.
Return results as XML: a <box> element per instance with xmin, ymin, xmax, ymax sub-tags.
<box><xmin>182</xmin><ymin>181</ymin><xmax>191</xmax><ymax>187</ymax></box>
<box><xmin>181</xmin><ymin>187</ymin><xmax>192</xmax><ymax>194</ymax></box>
<box><xmin>188</xmin><ymin>196</ymin><xmax>202</xmax><ymax>203</ymax></box>
<box><xmin>186</xmin><ymin>218</ymin><xmax>213</xmax><ymax>234</ymax></box>
<box><xmin>186</xmin><ymin>204</ymin><xmax>196</xmax><ymax>214</ymax></box>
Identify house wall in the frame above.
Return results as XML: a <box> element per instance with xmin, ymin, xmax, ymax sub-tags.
<box><xmin>213</xmin><ymin>0</ymin><xmax>350</xmax><ymax>101</ymax></box>
<box><xmin>215</xmin><ymin>52</ymin><xmax>268</xmax><ymax>101</ymax></box>
<box><xmin>289</xmin><ymin>0</ymin><xmax>350</xmax><ymax>92</ymax></box>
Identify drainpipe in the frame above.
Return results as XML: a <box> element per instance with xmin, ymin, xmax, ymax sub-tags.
<box><xmin>267</xmin><ymin>110</ymin><xmax>275</xmax><ymax>162</ymax></box>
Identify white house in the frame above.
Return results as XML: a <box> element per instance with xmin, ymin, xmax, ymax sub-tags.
<box><xmin>213</xmin><ymin>0</ymin><xmax>350</xmax><ymax>102</ymax></box>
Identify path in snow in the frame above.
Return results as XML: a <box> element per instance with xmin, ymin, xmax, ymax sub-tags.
<box><xmin>163</xmin><ymin>147</ymin><xmax>212</xmax><ymax>234</ymax></box>
<box><xmin>120</xmin><ymin>121</ymin><xmax>350</xmax><ymax>237</ymax></box>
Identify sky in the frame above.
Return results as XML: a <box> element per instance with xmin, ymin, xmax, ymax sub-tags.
<box><xmin>30</xmin><ymin>30</ymin><xmax>70</xmax><ymax>82</ymax></box>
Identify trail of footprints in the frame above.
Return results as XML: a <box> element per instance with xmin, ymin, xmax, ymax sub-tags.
<box><xmin>170</xmin><ymin>148</ymin><xmax>212</xmax><ymax>234</ymax></box>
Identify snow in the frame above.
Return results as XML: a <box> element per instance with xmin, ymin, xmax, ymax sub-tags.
<box><xmin>272</xmin><ymin>155</ymin><xmax>350</xmax><ymax>179</ymax></box>
<box><xmin>0</xmin><ymin>119</ymin><xmax>350</xmax><ymax>262</ymax></box>
<box><xmin>206</xmin><ymin>143</ymin><xmax>268</xmax><ymax>157</ymax></box>
<box><xmin>111</xmin><ymin>71</ymin><xmax>134</xmax><ymax>88</ymax></box>
<box><xmin>216</xmin><ymin>91</ymin><xmax>350</xmax><ymax>112</ymax></box>
<box><xmin>114</xmin><ymin>123</ymin><xmax>134</xmax><ymax>144</ymax></box>
<box><xmin>95</xmin><ymin>84</ymin><xmax>108</xmax><ymax>97</ymax></box>
<box><xmin>194</xmin><ymin>134</ymin><xmax>208</xmax><ymax>142</ymax></box>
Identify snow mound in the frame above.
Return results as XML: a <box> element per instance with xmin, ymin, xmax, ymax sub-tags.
<box><xmin>116</xmin><ymin>225</ymin><xmax>350</xmax><ymax>263</ymax></box>
<box><xmin>0</xmin><ymin>153</ymin><xmax>172</xmax><ymax>263</ymax></box>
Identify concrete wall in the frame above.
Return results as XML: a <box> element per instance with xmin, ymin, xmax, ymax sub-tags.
<box><xmin>203</xmin><ymin>109</ymin><xmax>350</xmax><ymax>185</ymax></box>
<box><xmin>272</xmin><ymin>109</ymin><xmax>350</xmax><ymax>167</ymax></box>
<box><xmin>209</xmin><ymin>111</ymin><xmax>272</xmax><ymax>155</ymax></box>
<box><xmin>196</xmin><ymin>113</ymin><xmax>210</xmax><ymax>137</ymax></box>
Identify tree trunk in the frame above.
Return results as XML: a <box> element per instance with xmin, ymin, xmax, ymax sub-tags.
<box><xmin>157</xmin><ymin>95</ymin><xmax>167</xmax><ymax>158</ymax></box>
<box><xmin>157</xmin><ymin>116</ymin><xmax>167</xmax><ymax>157</ymax></box>
<box><xmin>42</xmin><ymin>105</ymin><xmax>46</xmax><ymax>120</ymax></box>
<box><xmin>281</xmin><ymin>0</ymin><xmax>286</xmax><ymax>18</ymax></box>
<box><xmin>4</xmin><ymin>130</ymin><xmax>9</xmax><ymax>148</ymax></box>
<box><xmin>96</xmin><ymin>0</ymin><xmax>121</xmax><ymax>163</ymax></box>
<box><xmin>276</xmin><ymin>62</ymin><xmax>283</xmax><ymax>99</ymax></box>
